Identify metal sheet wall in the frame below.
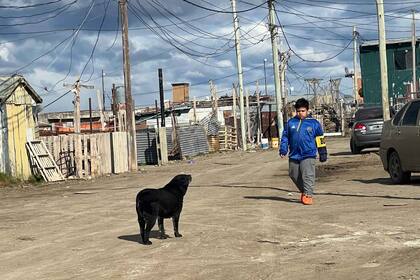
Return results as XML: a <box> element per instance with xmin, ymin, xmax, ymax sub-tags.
<box><xmin>136</xmin><ymin>129</ymin><xmax>158</xmax><ymax>165</ymax></box>
<box><xmin>166</xmin><ymin>125</ymin><xmax>209</xmax><ymax>158</ymax></box>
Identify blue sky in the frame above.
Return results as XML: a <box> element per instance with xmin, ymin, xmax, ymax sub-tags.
<box><xmin>0</xmin><ymin>0</ymin><xmax>418</xmax><ymax>112</ymax></box>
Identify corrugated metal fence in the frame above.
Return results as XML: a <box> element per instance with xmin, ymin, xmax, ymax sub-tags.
<box><xmin>136</xmin><ymin>129</ymin><xmax>158</xmax><ymax>165</ymax></box>
<box><xmin>136</xmin><ymin>125</ymin><xmax>209</xmax><ymax>164</ymax></box>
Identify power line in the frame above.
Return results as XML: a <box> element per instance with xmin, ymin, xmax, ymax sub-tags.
<box><xmin>80</xmin><ymin>0</ymin><xmax>112</xmax><ymax>82</ymax></box>
<box><xmin>0</xmin><ymin>0</ymin><xmax>65</xmax><ymax>9</ymax></box>
<box><xmin>274</xmin><ymin>8</ymin><xmax>353</xmax><ymax>63</ymax></box>
<box><xmin>180</xmin><ymin>0</ymin><xmax>267</xmax><ymax>14</ymax></box>
<box><xmin>42</xmin><ymin>90</ymin><xmax>72</xmax><ymax>110</ymax></box>
<box><xmin>0</xmin><ymin>0</ymin><xmax>78</xmax><ymax>27</ymax></box>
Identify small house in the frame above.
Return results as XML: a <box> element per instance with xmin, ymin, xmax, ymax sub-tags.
<box><xmin>0</xmin><ymin>75</ymin><xmax>42</xmax><ymax>179</ymax></box>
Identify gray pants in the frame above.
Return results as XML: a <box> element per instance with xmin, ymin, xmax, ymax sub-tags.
<box><xmin>289</xmin><ymin>158</ymin><xmax>316</xmax><ymax>196</ymax></box>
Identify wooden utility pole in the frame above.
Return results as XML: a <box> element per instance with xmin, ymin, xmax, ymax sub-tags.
<box><xmin>102</xmin><ymin>69</ymin><xmax>106</xmax><ymax>110</ymax></box>
<box><xmin>232</xmin><ymin>83</ymin><xmax>238</xmax><ymax>149</ymax></box>
<box><xmin>96</xmin><ymin>89</ymin><xmax>105</xmax><ymax>131</ymax></box>
<box><xmin>256</xmin><ymin>80</ymin><xmax>262</xmax><ymax>145</ymax></box>
<box><xmin>156</xmin><ymin>69</ymin><xmax>168</xmax><ymax>164</ymax></box>
<box><xmin>158</xmin><ymin>68</ymin><xmax>166</xmax><ymax>127</ymax></box>
<box><xmin>268</xmin><ymin>0</ymin><xmax>284</xmax><ymax>137</ymax></box>
<box><xmin>64</xmin><ymin>80</ymin><xmax>94</xmax><ymax>133</ymax></box>
<box><xmin>245</xmin><ymin>89</ymin><xmax>251</xmax><ymax>143</ymax></box>
<box><xmin>193</xmin><ymin>96</ymin><xmax>197</xmax><ymax>124</ymax></box>
<box><xmin>74</xmin><ymin>81</ymin><xmax>81</xmax><ymax>134</ymax></box>
<box><xmin>155</xmin><ymin>99</ymin><xmax>161</xmax><ymax>166</ymax></box>
<box><xmin>89</xmin><ymin>98</ymin><xmax>93</xmax><ymax>133</ymax></box>
<box><xmin>209</xmin><ymin>80</ymin><xmax>218</xmax><ymax>119</ymax></box>
<box><xmin>412</xmin><ymin>10</ymin><xmax>417</xmax><ymax>97</ymax></box>
<box><xmin>120</xmin><ymin>0</ymin><xmax>137</xmax><ymax>171</ymax></box>
<box><xmin>64</xmin><ymin>79</ymin><xmax>93</xmax><ymax>178</ymax></box>
<box><xmin>353</xmin><ymin>26</ymin><xmax>359</xmax><ymax>105</ymax></box>
<box><xmin>231</xmin><ymin>0</ymin><xmax>247</xmax><ymax>151</ymax></box>
<box><xmin>111</xmin><ymin>84</ymin><xmax>117</xmax><ymax>132</ymax></box>
<box><xmin>280</xmin><ymin>51</ymin><xmax>290</xmax><ymax>120</ymax></box>
<box><xmin>375</xmin><ymin>0</ymin><xmax>391</xmax><ymax>121</ymax></box>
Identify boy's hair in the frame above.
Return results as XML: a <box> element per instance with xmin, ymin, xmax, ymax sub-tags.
<box><xmin>294</xmin><ymin>98</ymin><xmax>309</xmax><ymax>110</ymax></box>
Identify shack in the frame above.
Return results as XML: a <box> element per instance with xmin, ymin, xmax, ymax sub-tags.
<box><xmin>0</xmin><ymin>75</ymin><xmax>42</xmax><ymax>179</ymax></box>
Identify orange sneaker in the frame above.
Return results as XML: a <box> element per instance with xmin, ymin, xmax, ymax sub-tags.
<box><xmin>301</xmin><ymin>195</ymin><xmax>313</xmax><ymax>205</ymax></box>
<box><xmin>300</xmin><ymin>193</ymin><xmax>304</xmax><ymax>202</ymax></box>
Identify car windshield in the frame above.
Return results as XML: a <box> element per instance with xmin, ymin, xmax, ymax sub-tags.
<box><xmin>355</xmin><ymin>107</ymin><xmax>383</xmax><ymax>121</ymax></box>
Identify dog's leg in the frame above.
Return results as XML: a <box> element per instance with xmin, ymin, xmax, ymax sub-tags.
<box><xmin>172</xmin><ymin>213</ymin><xmax>182</xmax><ymax>238</ymax></box>
<box><xmin>158</xmin><ymin>217</ymin><xmax>168</xmax><ymax>239</ymax></box>
<box><xmin>138</xmin><ymin>214</ymin><xmax>146</xmax><ymax>244</ymax></box>
<box><xmin>143</xmin><ymin>213</ymin><xmax>157</xmax><ymax>245</ymax></box>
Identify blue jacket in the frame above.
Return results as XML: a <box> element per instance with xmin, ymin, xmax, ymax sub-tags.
<box><xmin>280</xmin><ymin>116</ymin><xmax>324</xmax><ymax>161</ymax></box>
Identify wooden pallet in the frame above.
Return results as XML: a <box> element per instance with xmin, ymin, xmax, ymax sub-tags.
<box><xmin>26</xmin><ymin>140</ymin><xmax>65</xmax><ymax>182</ymax></box>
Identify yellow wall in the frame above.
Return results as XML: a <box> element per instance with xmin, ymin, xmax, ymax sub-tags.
<box><xmin>5</xmin><ymin>86</ymin><xmax>35</xmax><ymax>179</ymax></box>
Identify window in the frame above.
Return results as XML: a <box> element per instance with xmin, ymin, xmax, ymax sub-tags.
<box><xmin>401</xmin><ymin>101</ymin><xmax>420</xmax><ymax>126</ymax></box>
<box><xmin>355</xmin><ymin>107</ymin><xmax>383</xmax><ymax>121</ymax></box>
<box><xmin>394</xmin><ymin>49</ymin><xmax>413</xmax><ymax>70</ymax></box>
<box><xmin>392</xmin><ymin>103</ymin><xmax>409</xmax><ymax>126</ymax></box>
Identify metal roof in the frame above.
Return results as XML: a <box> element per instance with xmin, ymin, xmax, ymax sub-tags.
<box><xmin>360</xmin><ymin>37</ymin><xmax>419</xmax><ymax>48</ymax></box>
<box><xmin>0</xmin><ymin>75</ymin><xmax>42</xmax><ymax>104</ymax></box>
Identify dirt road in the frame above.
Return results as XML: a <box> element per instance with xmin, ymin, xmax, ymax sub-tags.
<box><xmin>1</xmin><ymin>137</ymin><xmax>419</xmax><ymax>280</ymax></box>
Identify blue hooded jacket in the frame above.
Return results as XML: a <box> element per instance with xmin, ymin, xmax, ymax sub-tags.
<box><xmin>279</xmin><ymin>116</ymin><xmax>325</xmax><ymax>161</ymax></box>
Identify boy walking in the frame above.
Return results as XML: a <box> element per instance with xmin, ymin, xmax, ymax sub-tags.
<box><xmin>279</xmin><ymin>98</ymin><xmax>327</xmax><ymax>205</ymax></box>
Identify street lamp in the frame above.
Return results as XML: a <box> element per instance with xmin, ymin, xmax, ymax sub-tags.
<box><xmin>263</xmin><ymin>58</ymin><xmax>268</xmax><ymax>96</ymax></box>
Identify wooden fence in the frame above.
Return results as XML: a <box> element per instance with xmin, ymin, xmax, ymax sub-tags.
<box><xmin>40</xmin><ymin>132</ymin><xmax>129</xmax><ymax>178</ymax></box>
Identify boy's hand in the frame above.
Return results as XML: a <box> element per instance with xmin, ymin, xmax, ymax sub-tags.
<box><xmin>319</xmin><ymin>152</ymin><xmax>327</xmax><ymax>162</ymax></box>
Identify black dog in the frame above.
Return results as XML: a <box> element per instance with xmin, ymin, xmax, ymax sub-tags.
<box><xmin>136</xmin><ymin>174</ymin><xmax>192</xmax><ymax>245</ymax></box>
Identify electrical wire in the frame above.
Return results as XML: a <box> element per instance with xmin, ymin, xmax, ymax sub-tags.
<box><xmin>274</xmin><ymin>8</ymin><xmax>354</xmax><ymax>63</ymax></box>
<box><xmin>0</xmin><ymin>0</ymin><xmax>78</xmax><ymax>27</ymax></box>
<box><xmin>80</xmin><ymin>0</ymin><xmax>112</xmax><ymax>82</ymax></box>
<box><xmin>180</xmin><ymin>0</ymin><xmax>267</xmax><ymax>14</ymax></box>
<box><xmin>0</xmin><ymin>0</ymin><xmax>64</xmax><ymax>9</ymax></box>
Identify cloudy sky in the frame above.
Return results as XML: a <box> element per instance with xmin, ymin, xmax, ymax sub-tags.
<box><xmin>0</xmin><ymin>0</ymin><xmax>418</xmax><ymax>112</ymax></box>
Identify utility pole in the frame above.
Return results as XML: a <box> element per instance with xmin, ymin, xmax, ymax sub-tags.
<box><xmin>268</xmin><ymin>0</ymin><xmax>284</xmax><ymax>137</ymax></box>
<box><xmin>157</xmin><ymin>70</ymin><xmax>168</xmax><ymax>164</ymax></box>
<box><xmin>232</xmin><ymin>84</ymin><xmax>238</xmax><ymax>149</ymax></box>
<box><xmin>246</xmin><ymin>89</ymin><xmax>251</xmax><ymax>143</ymax></box>
<box><xmin>89</xmin><ymin>97</ymin><xmax>93</xmax><ymax>134</ymax></box>
<box><xmin>193</xmin><ymin>96</ymin><xmax>197</xmax><ymax>124</ymax></box>
<box><xmin>209</xmin><ymin>80</ymin><xmax>219</xmax><ymax>122</ymax></box>
<box><xmin>64</xmin><ymin>79</ymin><xmax>93</xmax><ymax>178</ymax></box>
<box><xmin>280</xmin><ymin>51</ymin><xmax>290</xmax><ymax>118</ymax></box>
<box><xmin>112</xmin><ymin>84</ymin><xmax>117</xmax><ymax>132</ymax></box>
<box><xmin>231</xmin><ymin>0</ymin><xmax>247</xmax><ymax>151</ymax></box>
<box><xmin>353</xmin><ymin>26</ymin><xmax>359</xmax><ymax>106</ymax></box>
<box><xmin>96</xmin><ymin>89</ymin><xmax>105</xmax><ymax>131</ymax></box>
<box><xmin>158</xmin><ymin>68</ymin><xmax>165</xmax><ymax>127</ymax></box>
<box><xmin>263</xmin><ymin>58</ymin><xmax>268</xmax><ymax>96</ymax></box>
<box><xmin>102</xmin><ymin>69</ymin><xmax>106</xmax><ymax>111</ymax></box>
<box><xmin>64</xmin><ymin>79</ymin><xmax>94</xmax><ymax>133</ymax></box>
<box><xmin>256</xmin><ymin>80</ymin><xmax>262</xmax><ymax>145</ymax></box>
<box><xmin>375</xmin><ymin>0</ymin><xmax>391</xmax><ymax>121</ymax></box>
<box><xmin>412</xmin><ymin>10</ymin><xmax>417</xmax><ymax>97</ymax></box>
<box><xmin>119</xmin><ymin>0</ymin><xmax>137</xmax><ymax>171</ymax></box>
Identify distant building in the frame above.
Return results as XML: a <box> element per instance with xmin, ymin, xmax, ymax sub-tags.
<box><xmin>0</xmin><ymin>75</ymin><xmax>42</xmax><ymax>179</ymax></box>
<box><xmin>360</xmin><ymin>38</ymin><xmax>420</xmax><ymax>106</ymax></box>
<box><xmin>172</xmin><ymin>83</ymin><xmax>189</xmax><ymax>104</ymax></box>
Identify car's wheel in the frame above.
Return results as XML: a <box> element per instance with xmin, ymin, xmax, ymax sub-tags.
<box><xmin>350</xmin><ymin>138</ymin><xmax>362</xmax><ymax>154</ymax></box>
<box><xmin>388</xmin><ymin>151</ymin><xmax>411</xmax><ymax>184</ymax></box>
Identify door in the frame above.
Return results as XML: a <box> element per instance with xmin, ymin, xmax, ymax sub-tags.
<box><xmin>398</xmin><ymin>101</ymin><xmax>420</xmax><ymax>171</ymax></box>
